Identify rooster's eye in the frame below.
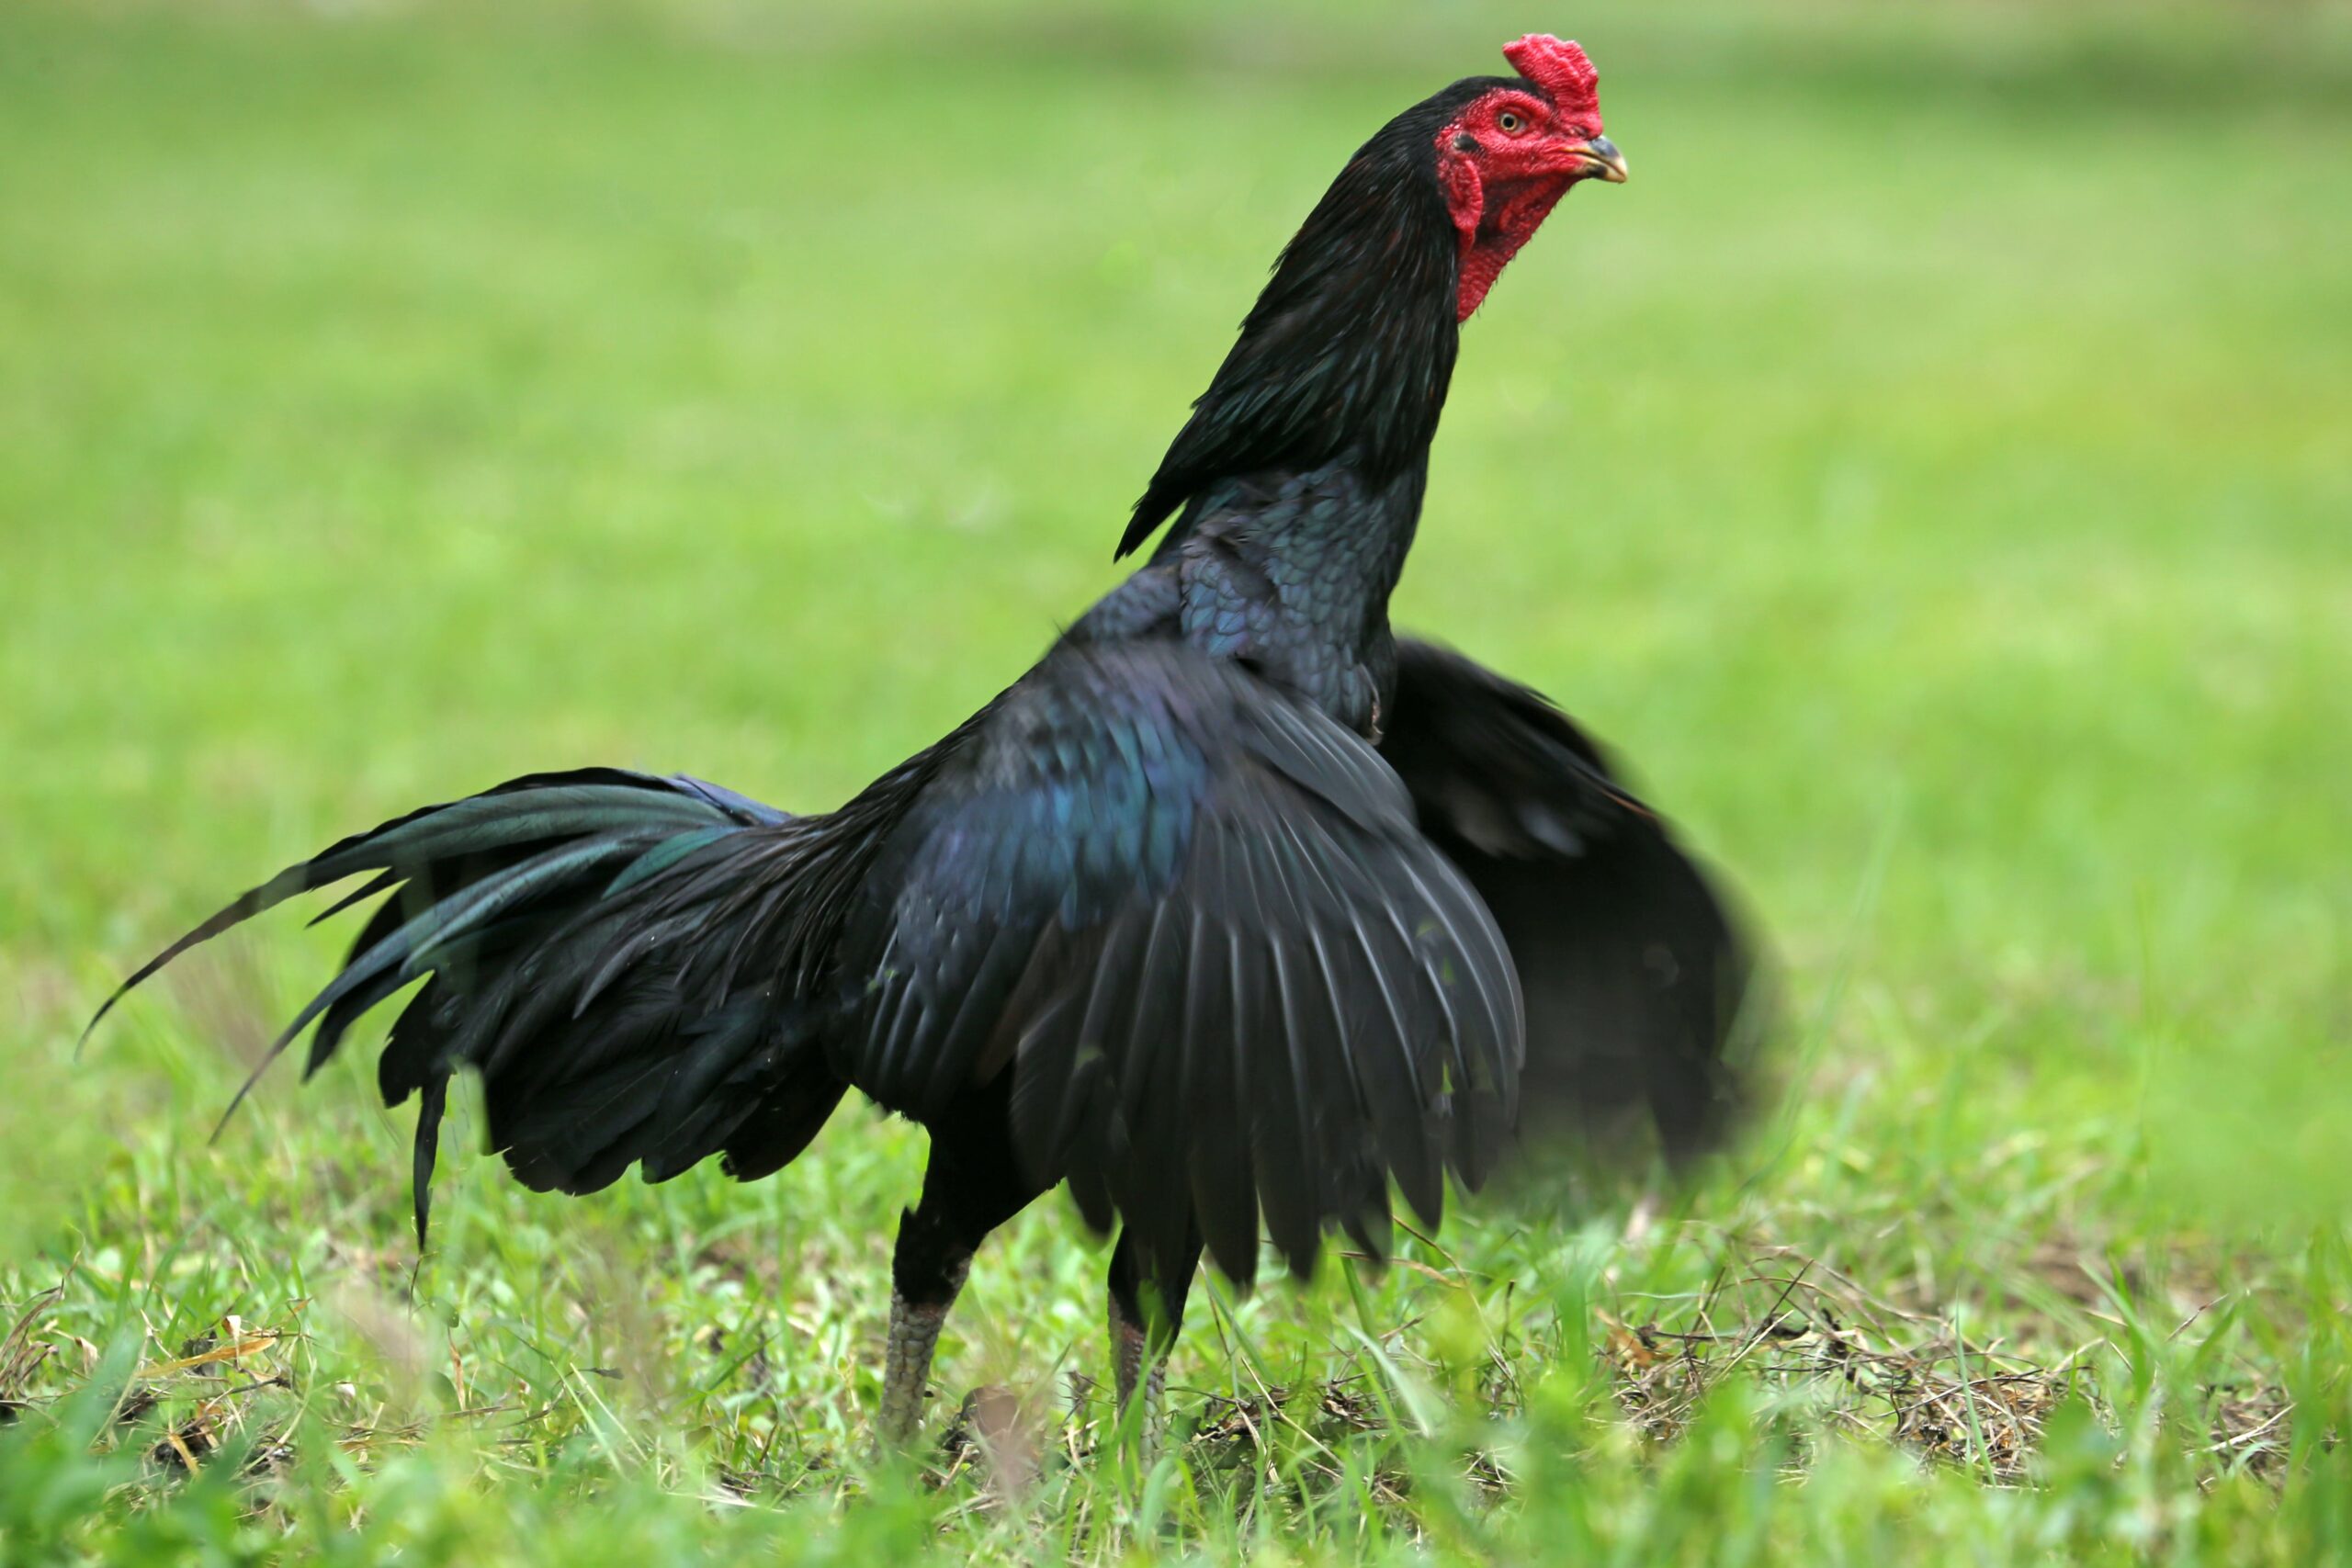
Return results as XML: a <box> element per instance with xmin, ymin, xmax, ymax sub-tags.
<box><xmin>1497</xmin><ymin>111</ymin><xmax>1523</xmax><ymax>133</ymax></box>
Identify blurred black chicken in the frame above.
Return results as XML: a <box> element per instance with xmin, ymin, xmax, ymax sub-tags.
<box><xmin>92</xmin><ymin>35</ymin><xmax>1756</xmax><ymax>1437</ymax></box>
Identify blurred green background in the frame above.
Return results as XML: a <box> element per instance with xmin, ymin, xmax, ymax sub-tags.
<box><xmin>1</xmin><ymin>0</ymin><xmax>2347</xmax><ymax>1558</ymax></box>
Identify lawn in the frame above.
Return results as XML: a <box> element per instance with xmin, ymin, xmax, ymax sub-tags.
<box><xmin>3</xmin><ymin>0</ymin><xmax>2348</xmax><ymax>1561</ymax></box>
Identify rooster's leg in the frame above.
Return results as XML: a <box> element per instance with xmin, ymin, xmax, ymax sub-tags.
<box><xmin>1106</xmin><ymin>1224</ymin><xmax>1203</xmax><ymax>1427</ymax></box>
<box><xmin>879</xmin><ymin>1086</ymin><xmax>1043</xmax><ymax>1443</ymax></box>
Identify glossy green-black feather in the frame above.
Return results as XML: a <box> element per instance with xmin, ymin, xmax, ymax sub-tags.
<box><xmin>834</xmin><ymin>640</ymin><xmax>1524</xmax><ymax>1285</ymax></box>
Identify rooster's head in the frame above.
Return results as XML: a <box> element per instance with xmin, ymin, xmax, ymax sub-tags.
<box><xmin>1436</xmin><ymin>35</ymin><xmax>1625</xmax><ymax>320</ymax></box>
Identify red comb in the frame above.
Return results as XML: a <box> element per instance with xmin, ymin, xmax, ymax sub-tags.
<box><xmin>1500</xmin><ymin>34</ymin><xmax>1600</xmax><ymax>118</ymax></box>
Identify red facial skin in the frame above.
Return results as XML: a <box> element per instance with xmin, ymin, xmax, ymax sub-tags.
<box><xmin>1436</xmin><ymin>35</ymin><xmax>1617</xmax><ymax>321</ymax></box>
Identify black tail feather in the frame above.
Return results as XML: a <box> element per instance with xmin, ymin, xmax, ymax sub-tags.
<box><xmin>90</xmin><ymin>767</ymin><xmax>860</xmax><ymax>1244</ymax></box>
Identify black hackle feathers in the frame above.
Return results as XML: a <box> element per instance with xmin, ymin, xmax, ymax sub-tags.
<box><xmin>1120</xmin><ymin>79</ymin><xmax>1508</xmax><ymax>559</ymax></box>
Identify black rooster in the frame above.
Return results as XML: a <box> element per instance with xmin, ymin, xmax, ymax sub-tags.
<box><xmin>92</xmin><ymin>35</ymin><xmax>1752</xmax><ymax>1438</ymax></box>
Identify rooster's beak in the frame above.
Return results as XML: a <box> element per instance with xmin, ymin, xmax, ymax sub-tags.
<box><xmin>1576</xmin><ymin>135</ymin><xmax>1629</xmax><ymax>184</ymax></box>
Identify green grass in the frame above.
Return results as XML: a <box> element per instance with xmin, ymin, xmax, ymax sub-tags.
<box><xmin>4</xmin><ymin>1</ymin><xmax>2349</xmax><ymax>1560</ymax></box>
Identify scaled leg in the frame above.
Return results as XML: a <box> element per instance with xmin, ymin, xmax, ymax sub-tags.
<box><xmin>879</xmin><ymin>1089</ymin><xmax>1045</xmax><ymax>1442</ymax></box>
